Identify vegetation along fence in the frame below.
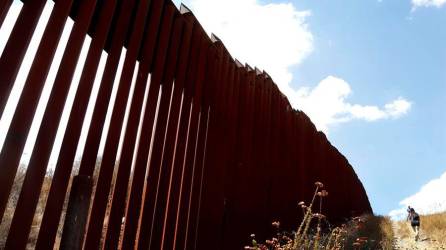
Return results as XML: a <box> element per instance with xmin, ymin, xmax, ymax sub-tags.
<box><xmin>0</xmin><ymin>0</ymin><xmax>372</xmax><ymax>249</ymax></box>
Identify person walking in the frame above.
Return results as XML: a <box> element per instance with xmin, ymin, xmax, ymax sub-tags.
<box><xmin>407</xmin><ymin>206</ymin><xmax>421</xmax><ymax>241</ymax></box>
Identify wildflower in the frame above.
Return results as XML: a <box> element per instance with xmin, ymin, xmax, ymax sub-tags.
<box><xmin>315</xmin><ymin>181</ymin><xmax>324</xmax><ymax>188</ymax></box>
<box><xmin>272</xmin><ymin>221</ymin><xmax>280</xmax><ymax>228</ymax></box>
<box><xmin>313</xmin><ymin>213</ymin><xmax>326</xmax><ymax>220</ymax></box>
<box><xmin>357</xmin><ymin>236</ymin><xmax>368</xmax><ymax>242</ymax></box>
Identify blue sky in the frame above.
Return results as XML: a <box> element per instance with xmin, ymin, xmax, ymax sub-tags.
<box><xmin>0</xmin><ymin>0</ymin><xmax>445</xmax><ymax>218</ymax></box>
<box><xmin>290</xmin><ymin>0</ymin><xmax>446</xmax><ymax>216</ymax></box>
<box><xmin>174</xmin><ymin>0</ymin><xmax>446</xmax><ymax>217</ymax></box>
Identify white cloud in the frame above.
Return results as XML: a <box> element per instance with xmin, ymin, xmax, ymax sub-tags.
<box><xmin>389</xmin><ymin>171</ymin><xmax>446</xmax><ymax>220</ymax></box>
<box><xmin>412</xmin><ymin>0</ymin><xmax>446</xmax><ymax>10</ymax></box>
<box><xmin>185</xmin><ymin>0</ymin><xmax>313</xmax><ymax>87</ymax></box>
<box><xmin>292</xmin><ymin>76</ymin><xmax>411</xmax><ymax>132</ymax></box>
<box><xmin>184</xmin><ymin>0</ymin><xmax>411</xmax><ymax>133</ymax></box>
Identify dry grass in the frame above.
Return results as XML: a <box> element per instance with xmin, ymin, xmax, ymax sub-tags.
<box><xmin>395</xmin><ymin>220</ymin><xmax>412</xmax><ymax>239</ymax></box>
<box><xmin>344</xmin><ymin>214</ymin><xmax>394</xmax><ymax>250</ymax></box>
<box><xmin>421</xmin><ymin>212</ymin><xmax>446</xmax><ymax>245</ymax></box>
<box><xmin>395</xmin><ymin>211</ymin><xmax>446</xmax><ymax>248</ymax></box>
<box><xmin>0</xmin><ymin>158</ymin><xmax>112</xmax><ymax>249</ymax></box>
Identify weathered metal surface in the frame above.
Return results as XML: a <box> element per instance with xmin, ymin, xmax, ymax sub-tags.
<box><xmin>0</xmin><ymin>0</ymin><xmax>74</xmax><ymax>225</ymax></box>
<box><xmin>0</xmin><ymin>0</ymin><xmax>372</xmax><ymax>249</ymax></box>
<box><xmin>59</xmin><ymin>175</ymin><xmax>93</xmax><ymax>250</ymax></box>
<box><xmin>4</xmin><ymin>0</ymin><xmax>98</xmax><ymax>248</ymax></box>
<box><xmin>35</xmin><ymin>0</ymin><xmax>118</xmax><ymax>248</ymax></box>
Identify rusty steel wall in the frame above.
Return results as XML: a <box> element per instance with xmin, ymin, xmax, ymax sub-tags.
<box><xmin>0</xmin><ymin>0</ymin><xmax>372</xmax><ymax>249</ymax></box>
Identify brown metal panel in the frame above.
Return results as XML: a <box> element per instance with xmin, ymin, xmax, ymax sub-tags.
<box><xmin>221</xmin><ymin>60</ymin><xmax>247</xmax><ymax>248</ymax></box>
<box><xmin>171</xmin><ymin>28</ymin><xmax>210</xmax><ymax>250</ymax></box>
<box><xmin>295</xmin><ymin>111</ymin><xmax>309</xmax><ymax>204</ymax></box>
<box><xmin>197</xmin><ymin>52</ymin><xmax>237</xmax><ymax>248</ymax></box>
<box><xmin>58</xmin><ymin>175</ymin><xmax>93</xmax><ymax>250</ymax></box>
<box><xmin>129</xmin><ymin>4</ymin><xmax>178</xmax><ymax>249</ymax></box>
<box><xmin>127</xmin><ymin>3</ymin><xmax>177</xmax><ymax>249</ymax></box>
<box><xmin>35</xmin><ymin>0</ymin><xmax>118</xmax><ymax>248</ymax></box>
<box><xmin>276</xmin><ymin>100</ymin><xmax>296</xmax><ymax>230</ymax></box>
<box><xmin>0</xmin><ymin>0</ymin><xmax>74</xmax><ymax>222</ymax></box>
<box><xmin>227</xmin><ymin>68</ymin><xmax>268</xmax><ymax>249</ymax></box>
<box><xmin>76</xmin><ymin>0</ymin><xmax>139</xmax><ymax>179</ymax></box>
<box><xmin>80</xmin><ymin>0</ymin><xmax>154</xmax><ymax>247</ymax></box>
<box><xmin>316</xmin><ymin>132</ymin><xmax>330</xmax><ymax>217</ymax></box>
<box><xmin>4</xmin><ymin>0</ymin><xmax>98</xmax><ymax>248</ymax></box>
<box><xmin>101</xmin><ymin>1</ymin><xmax>172</xmax><ymax>249</ymax></box>
<box><xmin>290</xmin><ymin>111</ymin><xmax>303</xmax><ymax>221</ymax></box>
<box><xmin>252</xmin><ymin>72</ymin><xmax>270</xmax><ymax>239</ymax></box>
<box><xmin>221</xmin><ymin>60</ymin><xmax>243</xmax><ymax>249</ymax></box>
<box><xmin>0</xmin><ymin>0</ymin><xmax>12</xmax><ymax>27</ymax></box>
<box><xmin>137</xmin><ymin>11</ymin><xmax>203</xmax><ymax>249</ymax></box>
<box><xmin>145</xmin><ymin>16</ymin><xmax>192</xmax><ymax>249</ymax></box>
<box><xmin>301</xmin><ymin>112</ymin><xmax>311</xmax><ymax>198</ymax></box>
<box><xmin>282</xmin><ymin>104</ymin><xmax>295</xmax><ymax>229</ymax></box>
<box><xmin>290</xmin><ymin>111</ymin><xmax>305</xmax><ymax>227</ymax></box>
<box><xmin>268</xmin><ymin>94</ymin><xmax>288</xmax><ymax>227</ymax></box>
<box><xmin>265</xmin><ymin>84</ymin><xmax>279</xmax><ymax>228</ymax></box>
<box><xmin>192</xmin><ymin>41</ymin><xmax>229</xmax><ymax>249</ymax></box>
<box><xmin>118</xmin><ymin>4</ymin><xmax>177</xmax><ymax>249</ymax></box>
<box><xmin>174</xmin><ymin>38</ymin><xmax>215</xmax><ymax>249</ymax></box>
<box><xmin>62</xmin><ymin>0</ymin><xmax>139</xmax><ymax>242</ymax></box>
<box><xmin>0</xmin><ymin>0</ymin><xmax>46</xmax><ymax>118</ymax></box>
<box><xmin>159</xmin><ymin>10</ymin><xmax>195</xmax><ymax>250</ymax></box>
<box><xmin>258</xmin><ymin>77</ymin><xmax>275</xmax><ymax>238</ymax></box>
<box><xmin>105</xmin><ymin>7</ymin><xmax>183</xmax><ymax>249</ymax></box>
<box><xmin>227</xmin><ymin>66</ymin><xmax>259</xmax><ymax>249</ymax></box>
<box><xmin>324</xmin><ymin>145</ymin><xmax>338</xmax><ymax>221</ymax></box>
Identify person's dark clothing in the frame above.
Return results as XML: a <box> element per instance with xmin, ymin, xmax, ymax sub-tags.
<box><xmin>409</xmin><ymin>212</ymin><xmax>420</xmax><ymax>227</ymax></box>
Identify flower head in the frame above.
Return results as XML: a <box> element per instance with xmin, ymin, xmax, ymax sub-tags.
<box><xmin>272</xmin><ymin>221</ymin><xmax>280</xmax><ymax>228</ymax></box>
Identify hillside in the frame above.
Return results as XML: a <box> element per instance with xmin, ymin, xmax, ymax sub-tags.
<box><xmin>394</xmin><ymin>211</ymin><xmax>446</xmax><ymax>249</ymax></box>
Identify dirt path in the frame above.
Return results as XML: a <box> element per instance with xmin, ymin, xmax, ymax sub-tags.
<box><xmin>393</xmin><ymin>221</ymin><xmax>446</xmax><ymax>250</ymax></box>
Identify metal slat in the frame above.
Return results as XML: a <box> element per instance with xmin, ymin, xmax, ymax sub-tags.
<box><xmin>0</xmin><ymin>0</ymin><xmax>12</xmax><ymax>27</ymax></box>
<box><xmin>4</xmin><ymin>0</ymin><xmax>98</xmax><ymax>248</ymax></box>
<box><xmin>0</xmin><ymin>0</ymin><xmax>75</xmax><ymax>223</ymax></box>
<box><xmin>0</xmin><ymin>0</ymin><xmax>46</xmax><ymax>119</ymax></box>
<box><xmin>107</xmin><ymin>7</ymin><xmax>183</xmax><ymax>250</ymax></box>
<box><xmin>35</xmin><ymin>0</ymin><xmax>118</xmax><ymax>248</ymax></box>
<box><xmin>51</xmin><ymin>0</ymin><xmax>139</xmax><ymax>245</ymax></box>
<box><xmin>170</xmin><ymin>28</ymin><xmax>209</xmax><ymax>250</ymax></box>
<box><xmin>250</xmin><ymin>71</ymin><xmax>269</xmax><ymax>242</ymax></box>
<box><xmin>221</xmin><ymin>61</ymin><xmax>245</xmax><ymax>249</ymax></box>
<box><xmin>148</xmin><ymin>12</ymin><xmax>195</xmax><ymax>250</ymax></box>
<box><xmin>126</xmin><ymin>3</ymin><xmax>176</xmax><ymax>249</ymax></box>
<box><xmin>159</xmin><ymin>11</ymin><xmax>195</xmax><ymax>249</ymax></box>
<box><xmin>188</xmin><ymin>45</ymin><xmax>224</xmax><ymax>249</ymax></box>
<box><xmin>135</xmin><ymin>8</ymin><xmax>184</xmax><ymax>249</ymax></box>
<box><xmin>80</xmin><ymin>0</ymin><xmax>154</xmax><ymax>247</ymax></box>
<box><xmin>119</xmin><ymin>4</ymin><xmax>177</xmax><ymax>249</ymax></box>
<box><xmin>143</xmin><ymin>15</ymin><xmax>184</xmax><ymax>250</ymax></box>
<box><xmin>101</xmin><ymin>1</ymin><xmax>170</xmax><ymax>248</ymax></box>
